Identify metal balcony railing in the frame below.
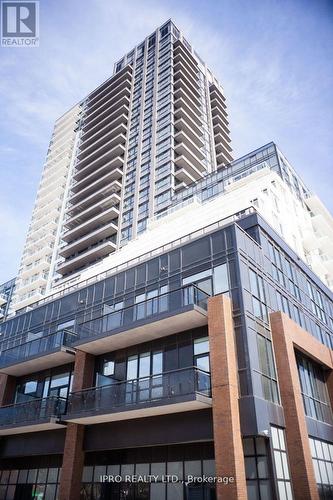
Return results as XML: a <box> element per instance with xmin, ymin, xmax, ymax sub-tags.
<box><xmin>0</xmin><ymin>396</ymin><xmax>67</xmax><ymax>427</ymax></box>
<box><xmin>76</xmin><ymin>284</ymin><xmax>209</xmax><ymax>341</ymax></box>
<box><xmin>67</xmin><ymin>367</ymin><xmax>211</xmax><ymax>416</ymax></box>
<box><xmin>0</xmin><ymin>329</ymin><xmax>77</xmax><ymax>368</ymax></box>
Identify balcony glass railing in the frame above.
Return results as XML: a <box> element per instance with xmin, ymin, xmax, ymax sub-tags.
<box><xmin>76</xmin><ymin>284</ymin><xmax>209</xmax><ymax>341</ymax></box>
<box><xmin>0</xmin><ymin>329</ymin><xmax>77</xmax><ymax>368</ymax></box>
<box><xmin>0</xmin><ymin>396</ymin><xmax>67</xmax><ymax>427</ymax></box>
<box><xmin>67</xmin><ymin>367</ymin><xmax>211</xmax><ymax>417</ymax></box>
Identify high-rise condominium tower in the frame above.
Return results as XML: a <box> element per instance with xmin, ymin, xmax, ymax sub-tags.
<box><xmin>12</xmin><ymin>20</ymin><xmax>232</xmax><ymax>311</ymax></box>
<box><xmin>0</xmin><ymin>20</ymin><xmax>333</xmax><ymax>500</ymax></box>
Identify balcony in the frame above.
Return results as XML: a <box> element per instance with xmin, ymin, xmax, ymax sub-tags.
<box><xmin>0</xmin><ymin>397</ymin><xmax>67</xmax><ymax>436</ymax></box>
<box><xmin>73</xmin><ymin>285</ymin><xmax>208</xmax><ymax>355</ymax></box>
<box><xmin>82</xmin><ymin>98</ymin><xmax>130</xmax><ymax>133</ymax></box>
<box><xmin>56</xmin><ymin>240</ymin><xmax>117</xmax><ymax>275</ymax></box>
<box><xmin>65</xmin><ymin>367</ymin><xmax>211</xmax><ymax>425</ymax></box>
<box><xmin>87</xmin><ymin>66</ymin><xmax>132</xmax><ymax>108</ymax></box>
<box><xmin>75</xmin><ymin>150</ymin><xmax>124</xmax><ymax>184</ymax></box>
<box><xmin>79</xmin><ymin>121</ymin><xmax>127</xmax><ymax>154</ymax></box>
<box><xmin>216</xmin><ymin>150</ymin><xmax>233</xmax><ymax>165</ymax></box>
<box><xmin>62</xmin><ymin>207</ymin><xmax>119</xmax><ymax>243</ymax></box>
<box><xmin>0</xmin><ymin>329</ymin><xmax>77</xmax><ymax>376</ymax></box>
<box><xmin>174</xmin><ymin>131</ymin><xmax>205</xmax><ymax>160</ymax></box>
<box><xmin>213</xmin><ymin>114</ymin><xmax>230</xmax><ymax>134</ymax></box>
<box><xmin>69</xmin><ymin>172</ymin><xmax>123</xmax><ymax>205</ymax></box>
<box><xmin>67</xmin><ymin>183</ymin><xmax>121</xmax><ymax>216</ymax></box>
<box><xmin>174</xmin><ymin>167</ymin><xmax>197</xmax><ymax>185</ymax></box>
<box><xmin>174</xmin><ymin>116</ymin><xmax>203</xmax><ymax>144</ymax></box>
<box><xmin>174</xmin><ymin>97</ymin><xmax>202</xmax><ymax>126</ymax></box>
<box><xmin>71</xmin><ymin>165</ymin><xmax>123</xmax><ymax>194</ymax></box>
<box><xmin>65</xmin><ymin>194</ymin><xmax>119</xmax><ymax>228</ymax></box>
<box><xmin>75</xmin><ymin>136</ymin><xmax>125</xmax><ymax>172</ymax></box>
<box><xmin>174</xmin><ymin>154</ymin><xmax>205</xmax><ymax>182</ymax></box>
<box><xmin>0</xmin><ymin>293</ymin><xmax>8</xmax><ymax>306</ymax></box>
<box><xmin>80</xmin><ymin>111</ymin><xmax>129</xmax><ymax>143</ymax></box>
<box><xmin>174</xmin><ymin>86</ymin><xmax>201</xmax><ymax>112</ymax></box>
<box><xmin>214</xmin><ymin>131</ymin><xmax>231</xmax><ymax>149</ymax></box>
<box><xmin>59</xmin><ymin>221</ymin><xmax>118</xmax><ymax>258</ymax></box>
<box><xmin>85</xmin><ymin>85</ymin><xmax>131</xmax><ymax>125</ymax></box>
<box><xmin>173</xmin><ymin>40</ymin><xmax>198</xmax><ymax>73</ymax></box>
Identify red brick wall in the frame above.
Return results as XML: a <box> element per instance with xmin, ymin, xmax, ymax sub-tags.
<box><xmin>270</xmin><ymin>311</ymin><xmax>333</xmax><ymax>500</ymax></box>
<box><xmin>208</xmin><ymin>295</ymin><xmax>248</xmax><ymax>500</ymax></box>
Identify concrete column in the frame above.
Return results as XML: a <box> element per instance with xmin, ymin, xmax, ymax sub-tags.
<box><xmin>208</xmin><ymin>295</ymin><xmax>247</xmax><ymax>500</ymax></box>
<box><xmin>270</xmin><ymin>312</ymin><xmax>322</xmax><ymax>500</ymax></box>
<box><xmin>58</xmin><ymin>350</ymin><xmax>95</xmax><ymax>500</ymax></box>
<box><xmin>0</xmin><ymin>373</ymin><xmax>16</xmax><ymax>406</ymax></box>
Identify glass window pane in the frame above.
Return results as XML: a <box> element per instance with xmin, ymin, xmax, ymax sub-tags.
<box><xmin>247</xmin><ymin>481</ymin><xmax>259</xmax><ymax>500</ymax></box>
<box><xmin>136</xmin><ymin>464</ymin><xmax>150</xmax><ymax>475</ymax></box>
<box><xmin>47</xmin><ymin>468</ymin><xmax>58</xmax><ymax>483</ymax></box>
<box><xmin>82</xmin><ymin>466</ymin><xmax>93</xmax><ymax>482</ymax></box>
<box><xmin>184</xmin><ymin>461</ymin><xmax>201</xmax><ymax>479</ymax></box>
<box><xmin>271</xmin><ymin>427</ymin><xmax>280</xmax><ymax>449</ymax></box>
<box><xmin>127</xmin><ymin>356</ymin><xmax>138</xmax><ymax>380</ymax></box>
<box><xmin>94</xmin><ymin>466</ymin><xmax>107</xmax><ymax>481</ymax></box>
<box><xmin>151</xmin><ymin>463</ymin><xmax>166</xmax><ymax>476</ymax></box>
<box><xmin>277</xmin><ymin>481</ymin><xmax>287</xmax><ymax>500</ymax></box>
<box><xmin>255</xmin><ymin>438</ymin><xmax>267</xmax><ymax>455</ymax></box>
<box><xmin>194</xmin><ymin>338</ymin><xmax>209</xmax><ymax>355</ymax></box>
<box><xmin>150</xmin><ymin>483</ymin><xmax>166</xmax><ymax>499</ymax></box>
<box><xmin>213</xmin><ymin>264</ymin><xmax>229</xmax><ymax>294</ymax></box>
<box><xmin>274</xmin><ymin>452</ymin><xmax>284</xmax><ymax>479</ymax></box>
<box><xmin>167</xmin><ymin>483</ymin><xmax>183</xmax><ymax>500</ymax></box>
<box><xmin>44</xmin><ymin>484</ymin><xmax>57</xmax><ymax>500</ymax></box>
<box><xmin>103</xmin><ymin>361</ymin><xmax>115</xmax><ymax>376</ymax></box>
<box><xmin>152</xmin><ymin>352</ymin><xmax>163</xmax><ymax>375</ymax></box>
<box><xmin>259</xmin><ymin>480</ymin><xmax>273</xmax><ymax>500</ymax></box>
<box><xmin>257</xmin><ymin>457</ymin><xmax>268</xmax><ymax>478</ymax></box>
<box><xmin>243</xmin><ymin>438</ymin><xmax>255</xmax><ymax>456</ymax></box>
<box><xmin>121</xmin><ymin>464</ymin><xmax>134</xmax><ymax>476</ymax></box>
<box><xmin>245</xmin><ymin>457</ymin><xmax>257</xmax><ymax>479</ymax></box>
<box><xmin>202</xmin><ymin>460</ymin><xmax>215</xmax><ymax>477</ymax></box>
<box><xmin>139</xmin><ymin>353</ymin><xmax>151</xmax><ymax>377</ymax></box>
<box><xmin>167</xmin><ymin>462</ymin><xmax>183</xmax><ymax>480</ymax></box>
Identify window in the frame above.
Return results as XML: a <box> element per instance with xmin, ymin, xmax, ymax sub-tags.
<box><xmin>297</xmin><ymin>353</ymin><xmax>332</xmax><ymax>424</ymax></box>
<box><xmin>102</xmin><ymin>360</ymin><xmax>114</xmax><ymax>376</ymax></box>
<box><xmin>160</xmin><ymin>24</ymin><xmax>169</xmax><ymax>38</ymax></box>
<box><xmin>271</xmin><ymin>426</ymin><xmax>293</xmax><ymax>500</ymax></box>
<box><xmin>307</xmin><ymin>280</ymin><xmax>327</xmax><ymax>324</ymax></box>
<box><xmin>15</xmin><ymin>380</ymin><xmax>38</xmax><ymax>402</ymax></box>
<box><xmin>194</xmin><ymin>337</ymin><xmax>211</xmax><ymax>394</ymax></box>
<box><xmin>256</xmin><ymin>334</ymin><xmax>279</xmax><ymax>404</ymax></box>
<box><xmin>126</xmin><ymin>350</ymin><xmax>163</xmax><ymax>402</ymax></box>
<box><xmin>249</xmin><ymin>270</ymin><xmax>268</xmax><ymax>322</ymax></box>
<box><xmin>309</xmin><ymin>437</ymin><xmax>333</xmax><ymax>498</ymax></box>
<box><xmin>137</xmin><ymin>219</ymin><xmax>147</xmax><ymax>234</ymax></box>
<box><xmin>213</xmin><ymin>263</ymin><xmax>229</xmax><ymax>294</ymax></box>
<box><xmin>243</xmin><ymin>437</ymin><xmax>273</xmax><ymax>500</ymax></box>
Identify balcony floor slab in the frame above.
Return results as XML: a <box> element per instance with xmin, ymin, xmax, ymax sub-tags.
<box><xmin>64</xmin><ymin>394</ymin><xmax>212</xmax><ymax>425</ymax></box>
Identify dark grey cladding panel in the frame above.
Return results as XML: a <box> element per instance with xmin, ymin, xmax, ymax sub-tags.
<box><xmin>239</xmin><ymin>396</ymin><xmax>285</xmax><ymax>435</ymax></box>
<box><xmin>84</xmin><ymin>409</ymin><xmax>213</xmax><ymax>451</ymax></box>
<box><xmin>0</xmin><ymin>429</ymin><xmax>66</xmax><ymax>459</ymax></box>
<box><xmin>306</xmin><ymin>416</ymin><xmax>333</xmax><ymax>443</ymax></box>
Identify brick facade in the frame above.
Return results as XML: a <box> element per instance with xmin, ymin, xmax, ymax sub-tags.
<box><xmin>0</xmin><ymin>373</ymin><xmax>16</xmax><ymax>406</ymax></box>
<box><xmin>58</xmin><ymin>350</ymin><xmax>95</xmax><ymax>499</ymax></box>
<box><xmin>208</xmin><ymin>295</ymin><xmax>248</xmax><ymax>500</ymax></box>
<box><xmin>270</xmin><ymin>311</ymin><xmax>333</xmax><ymax>500</ymax></box>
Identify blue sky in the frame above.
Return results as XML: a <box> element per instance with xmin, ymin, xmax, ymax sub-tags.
<box><xmin>0</xmin><ymin>0</ymin><xmax>332</xmax><ymax>282</ymax></box>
